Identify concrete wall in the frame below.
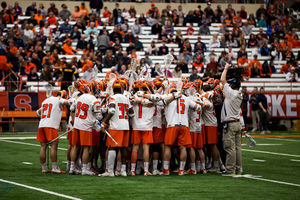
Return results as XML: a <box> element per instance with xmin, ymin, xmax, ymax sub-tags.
<box><xmin>16</xmin><ymin>1</ymin><xmax>261</xmax><ymax>16</ymax></box>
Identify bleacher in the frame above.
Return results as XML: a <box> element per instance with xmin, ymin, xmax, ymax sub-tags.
<box><xmin>2</xmin><ymin>11</ymin><xmax>300</xmax><ymax>92</ymax></box>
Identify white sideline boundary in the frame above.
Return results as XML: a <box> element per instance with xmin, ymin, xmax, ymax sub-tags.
<box><xmin>242</xmin><ymin>149</ymin><xmax>300</xmax><ymax>158</ymax></box>
<box><xmin>262</xmin><ymin>138</ymin><xmax>300</xmax><ymax>142</ymax></box>
<box><xmin>0</xmin><ymin>140</ymin><xmax>68</xmax><ymax>151</ymax></box>
<box><xmin>243</xmin><ymin>176</ymin><xmax>300</xmax><ymax>187</ymax></box>
<box><xmin>0</xmin><ymin>178</ymin><xmax>82</xmax><ymax>200</ymax></box>
<box><xmin>0</xmin><ymin>136</ymin><xmax>67</xmax><ymax>140</ymax></box>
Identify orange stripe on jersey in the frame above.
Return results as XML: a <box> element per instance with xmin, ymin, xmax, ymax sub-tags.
<box><xmin>93</xmin><ymin>101</ymin><xmax>100</xmax><ymax>104</ymax></box>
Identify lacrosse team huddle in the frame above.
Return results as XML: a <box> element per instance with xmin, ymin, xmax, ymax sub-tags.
<box><xmin>36</xmin><ymin>57</ymin><xmax>245</xmax><ymax>177</ymax></box>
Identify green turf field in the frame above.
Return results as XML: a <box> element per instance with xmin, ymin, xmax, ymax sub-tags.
<box><xmin>0</xmin><ymin>132</ymin><xmax>300</xmax><ymax>200</ymax></box>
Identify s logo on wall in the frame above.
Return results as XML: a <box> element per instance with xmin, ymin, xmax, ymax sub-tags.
<box><xmin>9</xmin><ymin>93</ymin><xmax>39</xmax><ymax>111</ymax></box>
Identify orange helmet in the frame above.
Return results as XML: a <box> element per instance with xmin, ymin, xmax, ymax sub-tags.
<box><xmin>141</xmin><ymin>80</ymin><xmax>153</xmax><ymax>91</ymax></box>
<box><xmin>181</xmin><ymin>77</ymin><xmax>189</xmax><ymax>87</ymax></box>
<box><xmin>193</xmin><ymin>79</ymin><xmax>203</xmax><ymax>91</ymax></box>
<box><xmin>169</xmin><ymin>83</ymin><xmax>177</xmax><ymax>93</ymax></box>
<box><xmin>153</xmin><ymin>78</ymin><xmax>163</xmax><ymax>89</ymax></box>
<box><xmin>133</xmin><ymin>80</ymin><xmax>143</xmax><ymax>90</ymax></box>
<box><xmin>57</xmin><ymin>90</ymin><xmax>68</xmax><ymax>99</ymax></box>
<box><xmin>90</xmin><ymin>80</ymin><xmax>100</xmax><ymax>95</ymax></box>
<box><xmin>212</xmin><ymin>79</ymin><xmax>220</xmax><ymax>89</ymax></box>
<box><xmin>183</xmin><ymin>82</ymin><xmax>192</xmax><ymax>90</ymax></box>
<box><xmin>207</xmin><ymin>78</ymin><xmax>215</xmax><ymax>84</ymax></box>
<box><xmin>112</xmin><ymin>79</ymin><xmax>123</xmax><ymax>90</ymax></box>
<box><xmin>119</xmin><ymin>77</ymin><xmax>129</xmax><ymax>89</ymax></box>
<box><xmin>213</xmin><ymin>85</ymin><xmax>223</xmax><ymax>96</ymax></box>
<box><xmin>79</xmin><ymin>84</ymin><xmax>90</xmax><ymax>94</ymax></box>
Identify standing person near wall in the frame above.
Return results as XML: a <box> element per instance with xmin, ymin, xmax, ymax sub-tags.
<box><xmin>249</xmin><ymin>87</ymin><xmax>260</xmax><ymax>132</ymax></box>
<box><xmin>257</xmin><ymin>87</ymin><xmax>271</xmax><ymax>134</ymax></box>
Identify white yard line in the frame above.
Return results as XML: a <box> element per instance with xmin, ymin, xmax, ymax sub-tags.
<box><xmin>252</xmin><ymin>159</ymin><xmax>266</xmax><ymax>162</ymax></box>
<box><xmin>0</xmin><ymin>178</ymin><xmax>82</xmax><ymax>200</ymax></box>
<box><xmin>0</xmin><ymin>140</ymin><xmax>68</xmax><ymax>151</ymax></box>
<box><xmin>242</xmin><ymin>144</ymin><xmax>282</xmax><ymax>146</ymax></box>
<box><xmin>0</xmin><ymin>136</ymin><xmax>67</xmax><ymax>140</ymax></box>
<box><xmin>262</xmin><ymin>138</ymin><xmax>300</xmax><ymax>142</ymax></box>
<box><xmin>22</xmin><ymin>162</ymin><xmax>33</xmax><ymax>165</ymax></box>
<box><xmin>290</xmin><ymin>159</ymin><xmax>300</xmax><ymax>162</ymax></box>
<box><xmin>244</xmin><ymin>176</ymin><xmax>300</xmax><ymax>187</ymax></box>
<box><xmin>242</xmin><ymin>149</ymin><xmax>300</xmax><ymax>158</ymax></box>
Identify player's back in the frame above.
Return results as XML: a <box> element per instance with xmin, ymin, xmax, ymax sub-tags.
<box><xmin>74</xmin><ymin>94</ymin><xmax>98</xmax><ymax>132</ymax></box>
<box><xmin>202</xmin><ymin>97</ymin><xmax>217</xmax><ymax>127</ymax></box>
<box><xmin>39</xmin><ymin>96</ymin><xmax>64</xmax><ymax>130</ymax></box>
<box><xmin>164</xmin><ymin>95</ymin><xmax>195</xmax><ymax>128</ymax></box>
<box><xmin>189</xmin><ymin>95</ymin><xmax>202</xmax><ymax>133</ymax></box>
<box><xmin>132</xmin><ymin>94</ymin><xmax>155</xmax><ymax>131</ymax></box>
<box><xmin>153</xmin><ymin>104</ymin><xmax>163</xmax><ymax>129</ymax></box>
<box><xmin>109</xmin><ymin>93</ymin><xmax>131</xmax><ymax>130</ymax></box>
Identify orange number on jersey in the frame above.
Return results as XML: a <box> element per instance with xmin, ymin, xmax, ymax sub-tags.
<box><xmin>138</xmin><ymin>104</ymin><xmax>142</xmax><ymax>118</ymax></box>
<box><xmin>118</xmin><ymin>103</ymin><xmax>129</xmax><ymax>119</ymax></box>
<box><xmin>212</xmin><ymin>106</ymin><xmax>216</xmax><ymax>117</ymax></box>
<box><xmin>177</xmin><ymin>99</ymin><xmax>185</xmax><ymax>114</ymax></box>
<box><xmin>154</xmin><ymin>105</ymin><xmax>157</xmax><ymax>116</ymax></box>
<box><xmin>75</xmin><ymin>102</ymin><xmax>89</xmax><ymax>119</ymax></box>
<box><xmin>41</xmin><ymin>104</ymin><xmax>53</xmax><ymax>118</ymax></box>
<box><xmin>196</xmin><ymin>111</ymin><xmax>201</xmax><ymax>122</ymax></box>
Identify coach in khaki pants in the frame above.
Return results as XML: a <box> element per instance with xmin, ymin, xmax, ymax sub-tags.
<box><xmin>220</xmin><ymin>63</ymin><xmax>243</xmax><ymax>175</ymax></box>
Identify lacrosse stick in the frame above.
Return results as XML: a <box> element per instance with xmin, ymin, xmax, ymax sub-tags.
<box><xmin>92</xmin><ymin>65</ymin><xmax>99</xmax><ymax>81</ymax></box>
<box><xmin>97</xmin><ymin>123</ymin><xmax>118</xmax><ymax>145</ymax></box>
<box><xmin>45</xmin><ymin>83</ymin><xmax>53</xmax><ymax>98</ymax></box>
<box><xmin>176</xmin><ymin>79</ymin><xmax>183</xmax><ymax>125</ymax></box>
<box><xmin>68</xmin><ymin>85</ymin><xmax>75</xmax><ymax>99</ymax></box>
<box><xmin>154</xmin><ymin>64</ymin><xmax>164</xmax><ymax>77</ymax></box>
<box><xmin>130</xmin><ymin>58</ymin><xmax>137</xmax><ymax>72</ymax></box>
<box><xmin>163</xmin><ymin>54</ymin><xmax>174</xmax><ymax>80</ymax></box>
<box><xmin>46</xmin><ymin>128</ymin><xmax>73</xmax><ymax>168</ymax></box>
<box><xmin>244</xmin><ymin>131</ymin><xmax>256</xmax><ymax>148</ymax></box>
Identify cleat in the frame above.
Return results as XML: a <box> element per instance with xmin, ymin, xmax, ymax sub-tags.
<box><xmin>207</xmin><ymin>167</ymin><xmax>221</xmax><ymax>173</ymax></box>
<box><xmin>172</xmin><ymin>168</ymin><xmax>179</xmax><ymax>173</ymax></box>
<box><xmin>221</xmin><ymin>171</ymin><xmax>235</xmax><ymax>176</ymax></box>
<box><xmin>152</xmin><ymin>169</ymin><xmax>160</xmax><ymax>175</ymax></box>
<box><xmin>115</xmin><ymin>170</ymin><xmax>121</xmax><ymax>176</ymax></box>
<box><xmin>129</xmin><ymin>171</ymin><xmax>136</xmax><ymax>176</ymax></box>
<box><xmin>120</xmin><ymin>170</ymin><xmax>127</xmax><ymax>177</ymax></box>
<box><xmin>220</xmin><ymin>164</ymin><xmax>226</xmax><ymax>171</ymax></box>
<box><xmin>101</xmin><ymin>171</ymin><xmax>114</xmax><ymax>177</ymax></box>
<box><xmin>178</xmin><ymin>169</ymin><xmax>184</xmax><ymax>176</ymax></box>
<box><xmin>136</xmin><ymin>168</ymin><xmax>141</xmax><ymax>175</ymax></box>
<box><xmin>90</xmin><ymin>168</ymin><xmax>99</xmax><ymax>175</ymax></box>
<box><xmin>184</xmin><ymin>169</ymin><xmax>197</xmax><ymax>175</ymax></box>
<box><xmin>251</xmin><ymin>128</ymin><xmax>257</xmax><ymax>132</ymax></box>
<box><xmin>144</xmin><ymin>171</ymin><xmax>152</xmax><ymax>176</ymax></box>
<box><xmin>206</xmin><ymin>162</ymin><xmax>212</xmax><ymax>169</ymax></box>
<box><xmin>265</xmin><ymin>130</ymin><xmax>271</xmax><ymax>134</ymax></box>
<box><xmin>51</xmin><ymin>167</ymin><xmax>66</xmax><ymax>174</ymax></box>
<box><xmin>159</xmin><ymin>169</ymin><xmax>170</xmax><ymax>175</ymax></box>
<box><xmin>82</xmin><ymin>169</ymin><xmax>95</xmax><ymax>176</ymax></box>
<box><xmin>69</xmin><ymin>168</ymin><xmax>78</xmax><ymax>175</ymax></box>
<box><xmin>42</xmin><ymin>168</ymin><xmax>50</xmax><ymax>173</ymax></box>
<box><xmin>75</xmin><ymin>168</ymin><xmax>82</xmax><ymax>174</ymax></box>
<box><xmin>200</xmin><ymin>169</ymin><xmax>207</xmax><ymax>174</ymax></box>
<box><xmin>260</xmin><ymin>131</ymin><xmax>265</xmax><ymax>134</ymax></box>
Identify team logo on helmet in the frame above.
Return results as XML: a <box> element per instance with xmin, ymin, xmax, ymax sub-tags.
<box><xmin>57</xmin><ymin>90</ymin><xmax>68</xmax><ymax>99</ymax></box>
<box><xmin>79</xmin><ymin>84</ymin><xmax>91</xmax><ymax>94</ymax></box>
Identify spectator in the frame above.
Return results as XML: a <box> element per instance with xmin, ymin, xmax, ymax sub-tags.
<box><xmin>47</xmin><ymin>2</ymin><xmax>58</xmax><ymax>17</ymax></box>
<box><xmin>177</xmin><ymin>5</ymin><xmax>185</xmax><ymax>15</ymax></box>
<box><xmin>27</xmin><ymin>67</ymin><xmax>39</xmax><ymax>81</ymax></box>
<box><xmin>242</xmin><ymin>63</ymin><xmax>251</xmax><ymax>81</ymax></box>
<box><xmin>118</xmin><ymin>65</ymin><xmax>127</xmax><ymax>75</ymax></box>
<box><xmin>151</xmin><ymin>19</ymin><xmax>162</xmax><ymax>35</ymax></box>
<box><xmin>257</xmin><ymin>87</ymin><xmax>271</xmax><ymax>134</ymax></box>
<box><xmin>237</xmin><ymin>53</ymin><xmax>249</xmax><ymax>67</ymax></box>
<box><xmin>145</xmin><ymin>40</ymin><xmax>158</xmax><ymax>56</ymax></box>
<box><xmin>144</xmin><ymin>52</ymin><xmax>152</xmax><ymax>67</ymax></box>
<box><xmin>122</xmin><ymin>8</ymin><xmax>130</xmax><ymax>19</ymax></box>
<box><xmin>182</xmin><ymin>38</ymin><xmax>192</xmax><ymax>55</ymax></box>
<box><xmin>238</xmin><ymin>6</ymin><xmax>247</xmax><ymax>19</ymax></box>
<box><xmin>292</xmin><ymin>35</ymin><xmax>300</xmax><ymax>48</ymax></box>
<box><xmin>70</xmin><ymin>26</ymin><xmax>81</xmax><ymax>42</ymax></box>
<box><xmin>134</xmin><ymin>36</ymin><xmax>143</xmax><ymax>51</ymax></box>
<box><xmin>226</xmin><ymin>35</ymin><xmax>238</xmax><ymax>48</ymax></box>
<box><xmin>242</xmin><ymin>21</ymin><xmax>252</xmax><ymax>36</ymax></box>
<box><xmin>285</xmin><ymin>30</ymin><xmax>295</xmax><ymax>43</ymax></box>
<box><xmin>188</xmin><ymin>68</ymin><xmax>200</xmax><ymax>82</ymax></box>
<box><xmin>199</xmin><ymin>14</ymin><xmax>211</xmax><ymax>26</ymax></box>
<box><xmin>72</xmin><ymin>6</ymin><xmax>81</xmax><ymax>22</ymax></box>
<box><xmin>103</xmin><ymin>50</ymin><xmax>117</xmax><ymax>68</ymax></box>
<box><xmin>112</xmin><ymin>3</ymin><xmax>121</xmax><ymax>18</ymax></box>
<box><xmin>109</xmin><ymin>26</ymin><xmax>122</xmax><ymax>43</ymax></box>
<box><xmin>208</xmin><ymin>34</ymin><xmax>220</xmax><ymax>49</ymax></box>
<box><xmin>139</xmin><ymin>13</ymin><xmax>148</xmax><ymax>26</ymax></box>
<box><xmin>121</xmin><ymin>19</ymin><xmax>130</xmax><ymax>33</ymax></box>
<box><xmin>269</xmin><ymin>60</ymin><xmax>277</xmax><ymax>73</ymax></box>
<box><xmin>286</xmin><ymin>67</ymin><xmax>298</xmax><ymax>82</ymax></box>
<box><xmin>86</xmin><ymin>22</ymin><xmax>98</xmax><ymax>37</ymax></box>
<box><xmin>146</xmin><ymin>3</ymin><xmax>160</xmax><ymax>18</ymax></box>
<box><xmin>202</xmin><ymin>68</ymin><xmax>214</xmax><ymax>81</ymax></box>
<box><xmin>256</xmin><ymin>4</ymin><xmax>267</xmax><ymax>20</ymax></box>
<box><xmin>172</xmin><ymin>64</ymin><xmax>182</xmax><ymax>78</ymax></box>
<box><xmin>62</xmin><ymin>38</ymin><xmax>77</xmax><ymax>55</ymax></box>
<box><xmin>89</xmin><ymin>0</ymin><xmax>103</xmax><ymax>16</ymax></box>
<box><xmin>247</xmin><ymin>13</ymin><xmax>256</xmax><ymax>27</ymax></box>
<box><xmin>241</xmin><ymin>86</ymin><xmax>249</xmax><ymax>126</ymax></box>
<box><xmin>124</xmin><ymin>29</ymin><xmax>134</xmax><ymax>43</ymax></box>
<box><xmin>165</xmin><ymin>21</ymin><xmax>174</xmax><ymax>35</ymax></box>
<box><xmin>220</xmin><ymin>52</ymin><xmax>231</xmax><ymax>68</ymax></box>
<box><xmin>224</xmin><ymin>14</ymin><xmax>233</xmax><ymax>27</ymax></box>
<box><xmin>13</xmin><ymin>2</ymin><xmax>23</xmax><ymax>16</ymax></box>
<box><xmin>194</xmin><ymin>36</ymin><xmax>207</xmax><ymax>53</ymax></box>
<box><xmin>249</xmin><ymin>87</ymin><xmax>260</xmax><ymax>131</ymax></box>
<box><xmin>281</xmin><ymin>61</ymin><xmax>292</xmax><ymax>74</ymax></box>
<box><xmin>25</xmin><ymin>2</ymin><xmax>37</xmax><ymax>16</ymax></box>
<box><xmin>186</xmin><ymin>23</ymin><xmax>194</xmax><ymax>35</ymax></box>
<box><xmin>251</xmin><ymin>63</ymin><xmax>260</xmax><ymax>78</ymax></box>
<box><xmin>199</xmin><ymin>22</ymin><xmax>210</xmax><ymax>35</ymax></box>
<box><xmin>115</xmin><ymin>10</ymin><xmax>124</xmax><ymax>25</ymax></box>
<box><xmin>82</xmin><ymin>64</ymin><xmax>95</xmax><ymax>82</ymax></box>
<box><xmin>218</xmin><ymin>22</ymin><xmax>228</xmax><ymax>35</ymax></box>
<box><xmin>225</xmin><ymin>4</ymin><xmax>236</xmax><ymax>16</ymax></box>
<box><xmin>286</xmin><ymin>17</ymin><xmax>296</xmax><ymax>31</ymax></box>
<box><xmin>260</xmin><ymin>61</ymin><xmax>272</xmax><ymax>77</ymax></box>
<box><xmin>60</xmin><ymin>19</ymin><xmax>72</xmax><ymax>34</ymax></box>
<box><xmin>132</xmin><ymin>19</ymin><xmax>142</xmax><ymax>36</ymax></box>
<box><xmin>256</xmin><ymin>27</ymin><xmax>268</xmax><ymax>40</ymax></box>
<box><xmin>258</xmin><ymin>15</ymin><xmax>267</xmax><ymax>28</ymax></box>
<box><xmin>206</xmin><ymin>56</ymin><xmax>221</xmax><ymax>74</ymax></box>
<box><xmin>175</xmin><ymin>12</ymin><xmax>186</xmax><ymax>27</ymax></box>
<box><xmin>105</xmin><ymin>66</ymin><xmax>118</xmax><ymax>81</ymax></box>
<box><xmin>212</xmin><ymin>10</ymin><xmax>221</xmax><ymax>23</ymax></box>
<box><xmin>266</xmin><ymin>21</ymin><xmax>278</xmax><ymax>35</ymax></box>
<box><xmin>50</xmin><ymin>38</ymin><xmax>62</xmax><ymax>54</ymax></box>
<box><xmin>249</xmin><ymin>54</ymin><xmax>262</xmax><ymax>68</ymax></box>
<box><xmin>206</xmin><ymin>49</ymin><xmax>218</xmax><ymax>63</ymax></box>
<box><xmin>121</xmin><ymin>51</ymin><xmax>130</xmax><ymax>67</ymax></box>
<box><xmin>282</xmin><ymin>46</ymin><xmax>295</xmax><ymax>62</ymax></box>
<box><xmin>178</xmin><ymin>48</ymin><xmax>192</xmax><ymax>64</ymax></box>
<box><xmin>192</xmin><ymin>56</ymin><xmax>204</xmax><ymax>73</ymax></box>
<box><xmin>57</xmin><ymin>63</ymin><xmax>79</xmax><ymax>90</ymax></box>
<box><xmin>58</xmin><ymin>5</ymin><xmax>71</xmax><ymax>21</ymax></box>
<box><xmin>40</xmin><ymin>65</ymin><xmax>53</xmax><ymax>81</ymax></box>
<box><xmin>158</xmin><ymin>40</ymin><xmax>169</xmax><ymax>56</ymax></box>
<box><xmin>233</xmin><ymin>11</ymin><xmax>243</xmax><ymax>27</ymax></box>
<box><xmin>148</xmin><ymin>11</ymin><xmax>160</xmax><ymax>26</ymax></box>
<box><xmin>259</xmin><ymin>42</ymin><xmax>270</xmax><ymax>56</ymax></box>
<box><xmin>271</xmin><ymin>46</ymin><xmax>282</xmax><ymax>61</ymax></box>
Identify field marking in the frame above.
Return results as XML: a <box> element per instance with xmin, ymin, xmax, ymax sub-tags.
<box><xmin>252</xmin><ymin>159</ymin><xmax>266</xmax><ymax>162</ymax></box>
<box><xmin>0</xmin><ymin>178</ymin><xmax>82</xmax><ymax>200</ymax></box>
<box><xmin>242</xmin><ymin>144</ymin><xmax>282</xmax><ymax>146</ymax></box>
<box><xmin>243</xmin><ymin>176</ymin><xmax>300</xmax><ymax>187</ymax></box>
<box><xmin>242</xmin><ymin>149</ymin><xmax>300</xmax><ymax>158</ymax></box>
<box><xmin>0</xmin><ymin>140</ymin><xmax>68</xmax><ymax>151</ymax></box>
<box><xmin>22</xmin><ymin>162</ymin><xmax>33</xmax><ymax>165</ymax></box>
<box><xmin>0</xmin><ymin>136</ymin><xmax>67</xmax><ymax>140</ymax></box>
<box><xmin>262</xmin><ymin>138</ymin><xmax>300</xmax><ymax>142</ymax></box>
<box><xmin>290</xmin><ymin>159</ymin><xmax>300</xmax><ymax>162</ymax></box>
<box><xmin>250</xmin><ymin>135</ymin><xmax>300</xmax><ymax>138</ymax></box>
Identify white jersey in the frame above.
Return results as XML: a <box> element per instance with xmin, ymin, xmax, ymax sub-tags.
<box><xmin>162</xmin><ymin>94</ymin><xmax>196</xmax><ymax>128</ymax></box>
<box><xmin>73</xmin><ymin>94</ymin><xmax>101</xmax><ymax>132</ymax></box>
<box><xmin>123</xmin><ymin>90</ymin><xmax>131</xmax><ymax>99</ymax></box>
<box><xmin>38</xmin><ymin>96</ymin><xmax>65</xmax><ymax>130</ymax></box>
<box><xmin>201</xmin><ymin>96</ymin><xmax>218</xmax><ymax>127</ymax></box>
<box><xmin>189</xmin><ymin>95</ymin><xmax>202</xmax><ymax>133</ymax></box>
<box><xmin>108</xmin><ymin>94</ymin><xmax>131</xmax><ymax>130</ymax></box>
<box><xmin>153</xmin><ymin>103</ymin><xmax>164</xmax><ymax>129</ymax></box>
<box><xmin>132</xmin><ymin>94</ymin><xmax>155</xmax><ymax>131</ymax></box>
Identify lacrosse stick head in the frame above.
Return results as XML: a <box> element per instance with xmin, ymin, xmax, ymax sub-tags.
<box><xmin>245</xmin><ymin>132</ymin><xmax>256</xmax><ymax>148</ymax></box>
<box><xmin>176</xmin><ymin>78</ymin><xmax>183</xmax><ymax>92</ymax></box>
<box><xmin>68</xmin><ymin>85</ymin><xmax>75</xmax><ymax>99</ymax></box>
<box><xmin>163</xmin><ymin>54</ymin><xmax>173</xmax><ymax>79</ymax></box>
<box><xmin>130</xmin><ymin>58</ymin><xmax>137</xmax><ymax>72</ymax></box>
<box><xmin>45</xmin><ymin>83</ymin><xmax>53</xmax><ymax>98</ymax></box>
<box><xmin>154</xmin><ymin>64</ymin><xmax>164</xmax><ymax>77</ymax></box>
<box><xmin>93</xmin><ymin>65</ymin><xmax>99</xmax><ymax>80</ymax></box>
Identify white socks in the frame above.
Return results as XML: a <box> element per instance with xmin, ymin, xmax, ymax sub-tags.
<box><xmin>82</xmin><ymin>164</ymin><xmax>87</xmax><ymax>171</ymax></box>
<box><xmin>179</xmin><ymin>161</ymin><xmax>186</xmax><ymax>170</ymax></box>
<box><xmin>121</xmin><ymin>164</ymin><xmax>126</xmax><ymax>171</ymax></box>
<box><xmin>219</xmin><ymin>158</ymin><xmax>223</xmax><ymax>165</ymax></box>
<box><xmin>41</xmin><ymin>162</ymin><xmax>46</xmax><ymax>170</ymax></box>
<box><xmin>196</xmin><ymin>161</ymin><xmax>201</xmax><ymax>171</ymax></box>
<box><xmin>163</xmin><ymin>161</ymin><xmax>169</xmax><ymax>170</ymax></box>
<box><xmin>106</xmin><ymin>160</ymin><xmax>108</xmax><ymax>170</ymax></box>
<box><xmin>131</xmin><ymin>163</ymin><xmax>136</xmax><ymax>172</ymax></box>
<box><xmin>144</xmin><ymin>162</ymin><xmax>149</xmax><ymax>172</ymax></box>
<box><xmin>108</xmin><ymin>150</ymin><xmax>116</xmax><ymax>173</ymax></box>
<box><xmin>87</xmin><ymin>162</ymin><xmax>91</xmax><ymax>169</ymax></box>
<box><xmin>190</xmin><ymin>163</ymin><xmax>195</xmax><ymax>171</ymax></box>
<box><xmin>201</xmin><ymin>163</ymin><xmax>205</xmax><ymax>170</ymax></box>
<box><xmin>153</xmin><ymin>160</ymin><xmax>158</xmax><ymax>170</ymax></box>
<box><xmin>52</xmin><ymin>161</ymin><xmax>57</xmax><ymax>169</ymax></box>
<box><xmin>116</xmin><ymin>162</ymin><xmax>122</xmax><ymax>171</ymax></box>
<box><xmin>213</xmin><ymin>161</ymin><xmax>219</xmax><ymax>168</ymax></box>
<box><xmin>70</xmin><ymin>161</ymin><xmax>75</xmax><ymax>170</ymax></box>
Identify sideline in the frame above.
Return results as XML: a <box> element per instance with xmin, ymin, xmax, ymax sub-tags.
<box><xmin>0</xmin><ymin>136</ymin><xmax>67</xmax><ymax>140</ymax></box>
<box><xmin>0</xmin><ymin>140</ymin><xmax>68</xmax><ymax>151</ymax></box>
<box><xmin>243</xmin><ymin>176</ymin><xmax>300</xmax><ymax>187</ymax></box>
<box><xmin>242</xmin><ymin>149</ymin><xmax>300</xmax><ymax>158</ymax></box>
<box><xmin>0</xmin><ymin>178</ymin><xmax>82</xmax><ymax>200</ymax></box>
